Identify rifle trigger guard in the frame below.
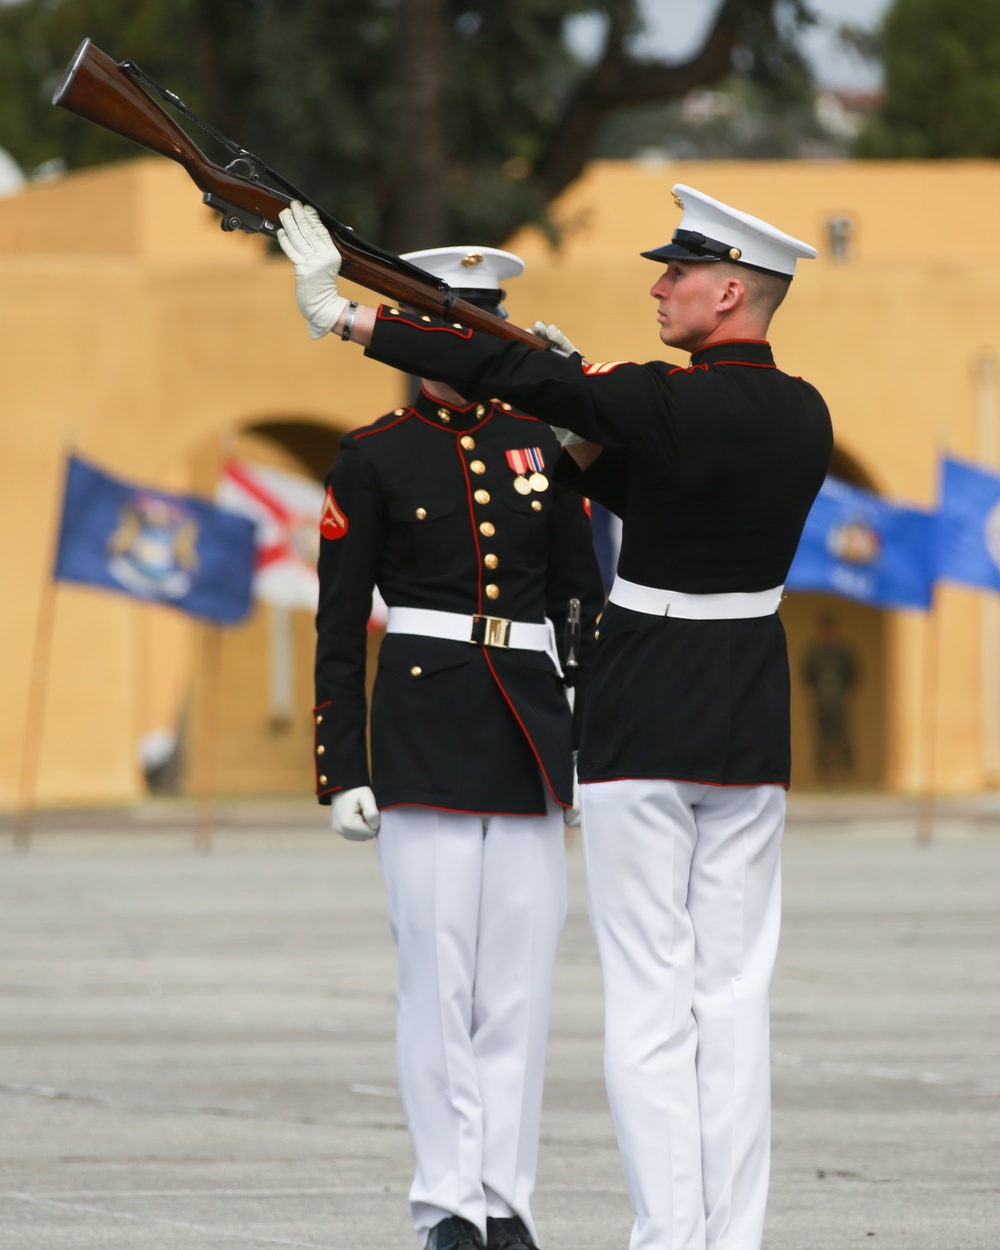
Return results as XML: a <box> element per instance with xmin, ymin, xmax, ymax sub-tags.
<box><xmin>202</xmin><ymin>192</ymin><xmax>278</xmax><ymax>237</ymax></box>
<box><xmin>442</xmin><ymin>289</ymin><xmax>455</xmax><ymax>315</ymax></box>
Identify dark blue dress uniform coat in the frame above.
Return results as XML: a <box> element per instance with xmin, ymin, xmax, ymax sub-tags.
<box><xmin>363</xmin><ymin>309</ymin><xmax>833</xmax><ymax>789</ymax></box>
<box><xmin>313</xmin><ymin>385</ymin><xmax>604</xmax><ymax>815</ymax></box>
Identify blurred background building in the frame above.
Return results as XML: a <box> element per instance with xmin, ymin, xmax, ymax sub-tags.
<box><xmin>2</xmin><ymin>0</ymin><xmax>998</xmax><ymax>807</ymax></box>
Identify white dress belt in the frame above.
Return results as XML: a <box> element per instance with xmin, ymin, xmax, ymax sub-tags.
<box><xmin>608</xmin><ymin>575</ymin><xmax>784</xmax><ymax>620</ymax></box>
<box><xmin>385</xmin><ymin>606</ymin><xmax>564</xmax><ymax>675</ymax></box>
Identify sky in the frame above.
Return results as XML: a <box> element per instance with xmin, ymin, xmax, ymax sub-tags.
<box><xmin>566</xmin><ymin>0</ymin><xmax>895</xmax><ymax>90</ymax></box>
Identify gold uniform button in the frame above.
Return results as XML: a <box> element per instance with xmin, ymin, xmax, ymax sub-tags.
<box><xmin>415</xmin><ymin>507</ymin><xmax>427</xmax><ymax>520</ymax></box>
<box><xmin>500</xmin><ymin>402</ymin><xmax>512</xmax><ymax>411</ymax></box>
<box><xmin>470</xmin><ymin>460</ymin><xmax>486</xmax><ymax>475</ymax></box>
<box><xmin>393</xmin><ymin>408</ymin><xmax>405</xmax><ymax>416</ymax></box>
<box><xmin>453</xmin><ymin>322</ymin><xmax>463</xmax><ymax>329</ymax></box>
<box><xmin>484</xmin><ymin>553</ymin><xmax>498</xmax><ymax>570</ymax></box>
<box><xmin>389</xmin><ymin>308</ymin><xmax>399</xmax><ymax>314</ymax></box>
<box><xmin>474</xmin><ymin>489</ymin><xmax>490</xmax><ymax>505</ymax></box>
<box><xmin>475</xmin><ymin>404</ymin><xmax>485</xmax><ymax>418</ymax></box>
<box><xmin>531</xmin><ymin>500</ymin><xmax>542</xmax><ymax>512</ymax></box>
<box><xmin>485</xmin><ymin>584</ymin><xmax>500</xmax><ymax>600</ymax></box>
<box><xmin>316</xmin><ymin>745</ymin><xmax>326</xmax><ymax>756</ymax></box>
<box><xmin>421</xmin><ymin>315</ymin><xmax>432</xmax><ymax>322</ymax></box>
<box><xmin>460</xmin><ymin>435</ymin><xmax>476</xmax><ymax>451</ymax></box>
<box><xmin>595</xmin><ymin>629</ymin><xmax>600</xmax><ymax>640</ymax></box>
<box><xmin>316</xmin><ymin>714</ymin><xmax>323</xmax><ymax>725</ymax></box>
<box><xmin>319</xmin><ymin>775</ymin><xmax>328</xmax><ymax>784</ymax></box>
<box><xmin>410</xmin><ymin>666</ymin><xmax>422</xmax><ymax>677</ymax></box>
<box><xmin>480</xmin><ymin>521</ymin><xmax>495</xmax><ymax>537</ymax></box>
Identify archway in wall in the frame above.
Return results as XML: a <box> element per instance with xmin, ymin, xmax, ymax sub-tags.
<box><xmin>185</xmin><ymin>416</ymin><xmax>369</xmax><ymax>800</ymax></box>
<box><xmin>782</xmin><ymin>445</ymin><xmax>889</xmax><ymax>791</ymax></box>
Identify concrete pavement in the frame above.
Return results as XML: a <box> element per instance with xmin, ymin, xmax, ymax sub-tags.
<box><xmin>1</xmin><ymin>801</ymin><xmax>998</xmax><ymax>1249</ymax></box>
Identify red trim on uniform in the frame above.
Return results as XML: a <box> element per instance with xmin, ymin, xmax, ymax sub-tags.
<box><xmin>313</xmin><ymin>701</ymin><xmax>332</xmax><ymax>712</ymax></box>
<box><xmin>317</xmin><ymin>784</ymin><xmax>342</xmax><ymax>799</ymax></box>
<box><xmin>377</xmin><ymin>305</ymin><xmax>473</xmax><ymax>337</ymax></box>
<box><xmin>457</xmin><ymin>443</ymin><xmax>484</xmax><ymax>611</ymax></box>
<box><xmin>668</xmin><ymin>363</ymin><xmax>710</xmax><ymax>375</ymax></box>
<box><xmin>481</xmin><ymin>649</ymin><xmax>569</xmax><ymax>808</ymax></box>
<box><xmin>354</xmin><ymin>411</ymin><xmax>413</xmax><ymax>440</ymax></box>
<box><xmin>579</xmin><ymin>774</ymin><xmax>789</xmax><ymax>791</ymax></box>
<box><xmin>379</xmin><ymin>801</ymin><xmax>551</xmax><ymax>817</ymax></box>
<box><xmin>412</xmin><ymin>407</ymin><xmax>494</xmax><ymax>435</ymax></box>
<box><xmin>691</xmin><ymin>338</ymin><xmax>771</xmax><ymax>351</ymax></box>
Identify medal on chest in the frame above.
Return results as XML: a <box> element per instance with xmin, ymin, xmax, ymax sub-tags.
<box><xmin>506</xmin><ymin>447</ymin><xmax>548</xmax><ymax>494</ymax></box>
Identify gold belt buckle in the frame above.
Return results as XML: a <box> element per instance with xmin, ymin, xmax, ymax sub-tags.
<box><xmin>470</xmin><ymin>614</ymin><xmax>511</xmax><ymax>648</ymax></box>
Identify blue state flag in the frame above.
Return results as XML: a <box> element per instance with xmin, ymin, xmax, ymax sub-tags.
<box><xmin>936</xmin><ymin>456</ymin><xmax>1000</xmax><ymax>592</ymax></box>
<box><xmin>786</xmin><ymin>476</ymin><xmax>936</xmax><ymax>610</ymax></box>
<box><xmin>54</xmin><ymin>455</ymin><xmax>256</xmax><ymax>624</ymax></box>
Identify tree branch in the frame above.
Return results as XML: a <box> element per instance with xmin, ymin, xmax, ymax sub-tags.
<box><xmin>532</xmin><ymin>6</ymin><xmax>741</xmax><ymax>202</ymax></box>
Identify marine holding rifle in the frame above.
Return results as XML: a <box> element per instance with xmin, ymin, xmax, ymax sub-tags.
<box><xmin>301</xmin><ymin>233</ymin><xmax>604</xmax><ymax>1250</ymax></box>
<box><xmin>278</xmin><ymin>191</ymin><xmax>833</xmax><ymax>1250</ymax></box>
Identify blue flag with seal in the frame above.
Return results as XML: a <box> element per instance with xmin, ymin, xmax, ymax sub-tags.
<box><xmin>54</xmin><ymin>455</ymin><xmax>256</xmax><ymax>624</ymax></box>
<box><xmin>936</xmin><ymin>456</ymin><xmax>1000</xmax><ymax>592</ymax></box>
<box><xmin>786</xmin><ymin>476</ymin><xmax>936</xmax><ymax>610</ymax></box>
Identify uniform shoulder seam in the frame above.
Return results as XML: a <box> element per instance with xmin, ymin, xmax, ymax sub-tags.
<box><xmin>353</xmin><ymin>410</ymin><xmax>414</xmax><ymax>441</ymax></box>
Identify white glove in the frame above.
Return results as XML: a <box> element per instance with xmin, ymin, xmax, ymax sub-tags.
<box><xmin>532</xmin><ymin>320</ymin><xmax>580</xmax><ymax>358</ymax></box>
<box><xmin>331</xmin><ymin>786</ymin><xmax>381</xmax><ymax>841</ymax></box>
<box><xmin>531</xmin><ymin>322</ymin><xmax>587</xmax><ymax>447</ymax></box>
<box><xmin>565</xmin><ymin>757</ymin><xmax>582</xmax><ymax>829</ymax></box>
<box><xmin>277</xmin><ymin>200</ymin><xmax>348</xmax><ymax>338</ymax></box>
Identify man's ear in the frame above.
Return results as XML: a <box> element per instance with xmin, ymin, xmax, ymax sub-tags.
<box><xmin>718</xmin><ymin>276</ymin><xmax>746</xmax><ymax>311</ymax></box>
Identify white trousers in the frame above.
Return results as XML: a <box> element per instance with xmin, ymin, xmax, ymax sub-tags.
<box><xmin>378</xmin><ymin>804</ymin><xmax>567</xmax><ymax>1246</ymax></box>
<box><xmin>580</xmin><ymin>780</ymin><xmax>785</xmax><ymax>1250</ymax></box>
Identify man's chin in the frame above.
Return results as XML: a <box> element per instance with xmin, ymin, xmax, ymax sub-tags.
<box><xmin>659</xmin><ymin>326</ymin><xmax>693</xmax><ymax>351</ymax></box>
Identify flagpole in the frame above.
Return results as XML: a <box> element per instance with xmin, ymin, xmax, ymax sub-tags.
<box><xmin>195</xmin><ymin>624</ymin><xmax>223</xmax><ymax>852</ymax></box>
<box><xmin>917</xmin><ymin>591</ymin><xmax>941</xmax><ymax>844</ymax></box>
<box><xmin>977</xmin><ymin>350</ymin><xmax>1000</xmax><ymax>785</ymax></box>
<box><xmin>133</xmin><ymin>602</ymin><xmax>151</xmax><ymax>797</ymax></box>
<box><xmin>14</xmin><ymin>445</ymin><xmax>74</xmax><ymax>851</ymax></box>
<box><xmin>14</xmin><ymin>576</ymin><xmax>59</xmax><ymax>851</ymax></box>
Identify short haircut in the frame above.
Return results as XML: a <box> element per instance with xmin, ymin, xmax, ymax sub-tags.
<box><xmin>718</xmin><ymin>261</ymin><xmax>792</xmax><ymax>321</ymax></box>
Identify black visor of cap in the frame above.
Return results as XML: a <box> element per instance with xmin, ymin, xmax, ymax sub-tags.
<box><xmin>640</xmin><ymin>229</ymin><xmax>737</xmax><ymax>264</ymax></box>
<box><xmin>640</xmin><ymin>229</ymin><xmax>789</xmax><ymax>278</ymax></box>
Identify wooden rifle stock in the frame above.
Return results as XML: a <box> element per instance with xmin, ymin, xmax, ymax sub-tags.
<box><xmin>53</xmin><ymin>39</ymin><xmax>547</xmax><ymax>350</ymax></box>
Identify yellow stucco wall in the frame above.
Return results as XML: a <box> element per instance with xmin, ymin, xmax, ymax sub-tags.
<box><xmin>2</xmin><ymin>156</ymin><xmax>999</xmax><ymax>806</ymax></box>
<box><xmin>0</xmin><ymin>160</ymin><xmax>400</xmax><ymax>808</ymax></box>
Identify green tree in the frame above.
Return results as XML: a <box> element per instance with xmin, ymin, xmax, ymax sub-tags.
<box><xmin>856</xmin><ymin>0</ymin><xmax>1000</xmax><ymax>158</ymax></box>
<box><xmin>0</xmin><ymin>0</ymin><xmax>817</xmax><ymax>248</ymax></box>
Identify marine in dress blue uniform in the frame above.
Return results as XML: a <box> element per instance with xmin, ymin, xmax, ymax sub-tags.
<box><xmin>277</xmin><ymin>189</ymin><xmax>831</xmax><ymax>1250</ymax></box>
<box><xmin>298</xmin><ymin>237</ymin><xmax>604</xmax><ymax>1250</ymax></box>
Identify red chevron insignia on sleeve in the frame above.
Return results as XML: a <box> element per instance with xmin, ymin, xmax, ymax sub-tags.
<box><xmin>320</xmin><ymin>487</ymin><xmax>348</xmax><ymax>540</ymax></box>
<box><xmin>582</xmin><ymin>360</ymin><xmax>630</xmax><ymax>375</ymax></box>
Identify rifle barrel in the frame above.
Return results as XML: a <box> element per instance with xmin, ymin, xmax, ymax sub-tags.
<box><xmin>53</xmin><ymin>39</ymin><xmax>547</xmax><ymax>351</ymax></box>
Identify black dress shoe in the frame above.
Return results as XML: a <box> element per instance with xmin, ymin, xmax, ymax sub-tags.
<box><xmin>486</xmin><ymin>1215</ymin><xmax>539</xmax><ymax>1250</ymax></box>
<box><xmin>426</xmin><ymin>1216</ymin><xmax>485</xmax><ymax>1250</ymax></box>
